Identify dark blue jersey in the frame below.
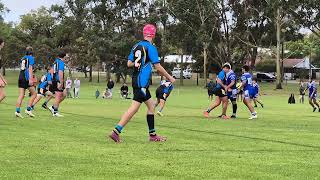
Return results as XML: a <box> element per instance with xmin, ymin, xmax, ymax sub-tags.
<box><xmin>226</xmin><ymin>70</ymin><xmax>237</xmax><ymax>89</ymax></box>
<box><xmin>19</xmin><ymin>55</ymin><xmax>35</xmax><ymax>81</ymax></box>
<box><xmin>128</xmin><ymin>40</ymin><xmax>160</xmax><ymax>89</ymax></box>
<box><xmin>52</xmin><ymin>58</ymin><xmax>65</xmax><ymax>81</ymax></box>
<box><xmin>307</xmin><ymin>81</ymin><xmax>317</xmax><ymax>95</ymax></box>
<box><xmin>241</xmin><ymin>72</ymin><xmax>254</xmax><ymax>91</ymax></box>
<box><xmin>253</xmin><ymin>82</ymin><xmax>260</xmax><ymax>95</ymax></box>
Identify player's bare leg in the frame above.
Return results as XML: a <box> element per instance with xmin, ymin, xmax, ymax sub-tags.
<box><xmin>204</xmin><ymin>97</ymin><xmax>222</xmax><ymax>118</ymax></box>
<box><xmin>15</xmin><ymin>88</ymin><xmax>26</xmax><ymax>118</ymax></box>
<box><xmin>0</xmin><ymin>87</ymin><xmax>6</xmax><ymax>103</ymax></box>
<box><xmin>255</xmin><ymin>98</ymin><xmax>264</xmax><ymax>108</ymax></box>
<box><xmin>50</xmin><ymin>90</ymin><xmax>66</xmax><ymax>117</ymax></box>
<box><xmin>109</xmin><ymin>101</ymin><xmax>142</xmax><ymax>143</ymax></box>
<box><xmin>309</xmin><ymin>98</ymin><xmax>316</xmax><ymax>112</ymax></box>
<box><xmin>145</xmin><ymin>99</ymin><xmax>166</xmax><ymax>142</ymax></box>
<box><xmin>156</xmin><ymin>99</ymin><xmax>166</xmax><ymax>116</ymax></box>
<box><xmin>312</xmin><ymin>98</ymin><xmax>319</xmax><ymax>112</ymax></box>
<box><xmin>32</xmin><ymin>94</ymin><xmax>44</xmax><ymax>108</ymax></box>
<box><xmin>243</xmin><ymin>98</ymin><xmax>257</xmax><ymax>119</ymax></box>
<box><xmin>221</xmin><ymin>96</ymin><xmax>229</xmax><ymax>119</ymax></box>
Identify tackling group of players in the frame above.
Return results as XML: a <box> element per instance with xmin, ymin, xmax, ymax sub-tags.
<box><xmin>204</xmin><ymin>63</ymin><xmax>261</xmax><ymax>120</ymax></box>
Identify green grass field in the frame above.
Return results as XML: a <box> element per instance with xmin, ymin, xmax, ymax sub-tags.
<box><xmin>0</xmin><ymin>71</ymin><xmax>320</xmax><ymax>179</ymax></box>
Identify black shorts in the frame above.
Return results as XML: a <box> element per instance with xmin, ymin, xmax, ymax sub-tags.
<box><xmin>51</xmin><ymin>81</ymin><xmax>65</xmax><ymax>92</ymax></box>
<box><xmin>208</xmin><ymin>90</ymin><xmax>214</xmax><ymax>96</ymax></box>
<box><xmin>18</xmin><ymin>72</ymin><xmax>31</xmax><ymax>89</ymax></box>
<box><xmin>37</xmin><ymin>88</ymin><xmax>48</xmax><ymax>96</ymax></box>
<box><xmin>133</xmin><ymin>88</ymin><xmax>151</xmax><ymax>103</ymax></box>
<box><xmin>215</xmin><ymin>89</ymin><xmax>227</xmax><ymax>98</ymax></box>
<box><xmin>156</xmin><ymin>89</ymin><xmax>166</xmax><ymax>101</ymax></box>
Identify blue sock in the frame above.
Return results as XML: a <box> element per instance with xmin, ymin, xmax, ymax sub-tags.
<box><xmin>207</xmin><ymin>109</ymin><xmax>211</xmax><ymax>113</ymax></box>
<box><xmin>27</xmin><ymin>107</ymin><xmax>32</xmax><ymax>111</ymax></box>
<box><xmin>115</xmin><ymin>125</ymin><xmax>123</xmax><ymax>134</ymax></box>
<box><xmin>16</xmin><ymin>107</ymin><xmax>21</xmax><ymax>113</ymax></box>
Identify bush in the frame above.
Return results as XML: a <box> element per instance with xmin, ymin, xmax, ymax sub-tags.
<box><xmin>256</xmin><ymin>60</ymin><xmax>276</xmax><ymax>72</ymax></box>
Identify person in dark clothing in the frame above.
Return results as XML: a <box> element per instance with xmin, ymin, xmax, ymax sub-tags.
<box><xmin>207</xmin><ymin>80</ymin><xmax>215</xmax><ymax>101</ymax></box>
<box><xmin>120</xmin><ymin>83</ymin><xmax>129</xmax><ymax>99</ymax></box>
<box><xmin>107</xmin><ymin>79</ymin><xmax>115</xmax><ymax>98</ymax></box>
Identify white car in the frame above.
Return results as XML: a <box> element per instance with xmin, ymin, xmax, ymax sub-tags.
<box><xmin>172</xmin><ymin>68</ymin><xmax>192</xmax><ymax>79</ymax></box>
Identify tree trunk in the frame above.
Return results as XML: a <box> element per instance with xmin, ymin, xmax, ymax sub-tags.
<box><xmin>89</xmin><ymin>65</ymin><xmax>93</xmax><ymax>82</ymax></box>
<box><xmin>203</xmin><ymin>43</ymin><xmax>208</xmax><ymax>86</ymax></box>
<box><xmin>97</xmin><ymin>64</ymin><xmax>100</xmax><ymax>83</ymax></box>
<box><xmin>106</xmin><ymin>65</ymin><xmax>111</xmax><ymax>81</ymax></box>
<box><xmin>276</xmin><ymin>7</ymin><xmax>282</xmax><ymax>89</ymax></box>
<box><xmin>180</xmin><ymin>54</ymin><xmax>184</xmax><ymax>86</ymax></box>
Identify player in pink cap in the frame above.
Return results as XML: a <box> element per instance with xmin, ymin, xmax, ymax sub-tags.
<box><xmin>143</xmin><ymin>24</ymin><xmax>157</xmax><ymax>38</ymax></box>
<box><xmin>108</xmin><ymin>24</ymin><xmax>175</xmax><ymax>143</ymax></box>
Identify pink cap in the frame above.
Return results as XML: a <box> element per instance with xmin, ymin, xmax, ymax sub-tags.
<box><xmin>143</xmin><ymin>24</ymin><xmax>157</xmax><ymax>38</ymax></box>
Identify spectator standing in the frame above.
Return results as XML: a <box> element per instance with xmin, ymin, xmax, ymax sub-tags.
<box><xmin>65</xmin><ymin>77</ymin><xmax>73</xmax><ymax>98</ymax></box>
<box><xmin>74</xmin><ymin>78</ymin><xmax>80</xmax><ymax>98</ymax></box>
<box><xmin>299</xmin><ymin>80</ymin><xmax>306</xmax><ymax>104</ymax></box>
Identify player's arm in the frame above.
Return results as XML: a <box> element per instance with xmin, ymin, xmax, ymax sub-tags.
<box><xmin>226</xmin><ymin>80</ymin><xmax>235</xmax><ymax>91</ymax></box>
<box><xmin>154</xmin><ymin>64</ymin><xmax>175</xmax><ymax>83</ymax></box>
<box><xmin>127</xmin><ymin>61</ymin><xmax>134</xmax><ymax>67</ymax></box>
<box><xmin>216</xmin><ymin>78</ymin><xmax>225</xmax><ymax>89</ymax></box>
<box><xmin>127</xmin><ymin>48</ymin><xmax>135</xmax><ymax>67</ymax></box>
<box><xmin>28</xmin><ymin>58</ymin><xmax>34</xmax><ymax>86</ymax></box>
<box><xmin>58</xmin><ymin>70</ymin><xmax>64</xmax><ymax>89</ymax></box>
<box><xmin>0</xmin><ymin>73</ymin><xmax>7</xmax><ymax>85</ymax></box>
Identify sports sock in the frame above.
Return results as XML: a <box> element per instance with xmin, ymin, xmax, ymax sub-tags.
<box><xmin>16</xmin><ymin>107</ymin><xmax>21</xmax><ymax>113</ymax></box>
<box><xmin>31</xmin><ymin>105</ymin><xmax>35</xmax><ymax>109</ymax></box>
<box><xmin>53</xmin><ymin>106</ymin><xmax>58</xmax><ymax>114</ymax></box>
<box><xmin>252</xmin><ymin>112</ymin><xmax>257</xmax><ymax>116</ymax></box>
<box><xmin>114</xmin><ymin>124</ymin><xmax>123</xmax><ymax>134</ymax></box>
<box><xmin>27</xmin><ymin>106</ymin><xmax>32</xmax><ymax>111</ymax></box>
<box><xmin>147</xmin><ymin>114</ymin><xmax>156</xmax><ymax>136</ymax></box>
<box><xmin>158</xmin><ymin>108</ymin><xmax>163</xmax><ymax>112</ymax></box>
<box><xmin>207</xmin><ymin>108</ymin><xmax>212</xmax><ymax>113</ymax></box>
<box><xmin>232</xmin><ymin>104</ymin><xmax>237</xmax><ymax>115</ymax></box>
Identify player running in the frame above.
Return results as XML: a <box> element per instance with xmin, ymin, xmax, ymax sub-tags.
<box><xmin>15</xmin><ymin>47</ymin><xmax>37</xmax><ymax>118</ymax></box>
<box><xmin>239</xmin><ymin>65</ymin><xmax>257</xmax><ymax>119</ymax></box>
<box><xmin>203</xmin><ymin>63</ymin><xmax>230</xmax><ymax>119</ymax></box>
<box><xmin>155</xmin><ymin>80</ymin><xmax>174</xmax><ymax>116</ymax></box>
<box><xmin>252</xmin><ymin>78</ymin><xmax>264</xmax><ymax>108</ymax></box>
<box><xmin>225</xmin><ymin>65</ymin><xmax>238</xmax><ymax>118</ymax></box>
<box><xmin>108</xmin><ymin>24</ymin><xmax>175</xmax><ymax>143</ymax></box>
<box><xmin>31</xmin><ymin>68</ymin><xmax>54</xmax><ymax>109</ymax></box>
<box><xmin>48</xmin><ymin>52</ymin><xmax>68</xmax><ymax>117</ymax></box>
<box><xmin>0</xmin><ymin>38</ymin><xmax>7</xmax><ymax>103</ymax></box>
<box><xmin>306</xmin><ymin>78</ymin><xmax>319</xmax><ymax>112</ymax></box>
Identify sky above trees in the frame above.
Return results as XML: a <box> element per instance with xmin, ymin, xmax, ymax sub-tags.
<box><xmin>1</xmin><ymin>0</ymin><xmax>63</xmax><ymax>22</ymax></box>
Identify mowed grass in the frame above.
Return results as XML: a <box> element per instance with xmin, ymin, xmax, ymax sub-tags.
<box><xmin>0</xmin><ymin>71</ymin><xmax>320</xmax><ymax>180</ymax></box>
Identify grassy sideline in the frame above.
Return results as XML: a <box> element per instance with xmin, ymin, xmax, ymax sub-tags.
<box><xmin>0</xmin><ymin>71</ymin><xmax>320</xmax><ymax>179</ymax></box>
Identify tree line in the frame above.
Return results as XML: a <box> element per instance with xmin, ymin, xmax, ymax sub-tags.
<box><xmin>0</xmin><ymin>0</ymin><xmax>320</xmax><ymax>88</ymax></box>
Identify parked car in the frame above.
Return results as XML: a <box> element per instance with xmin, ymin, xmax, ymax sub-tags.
<box><xmin>256</xmin><ymin>72</ymin><xmax>276</xmax><ymax>82</ymax></box>
<box><xmin>172</xmin><ymin>67</ymin><xmax>192</xmax><ymax>79</ymax></box>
